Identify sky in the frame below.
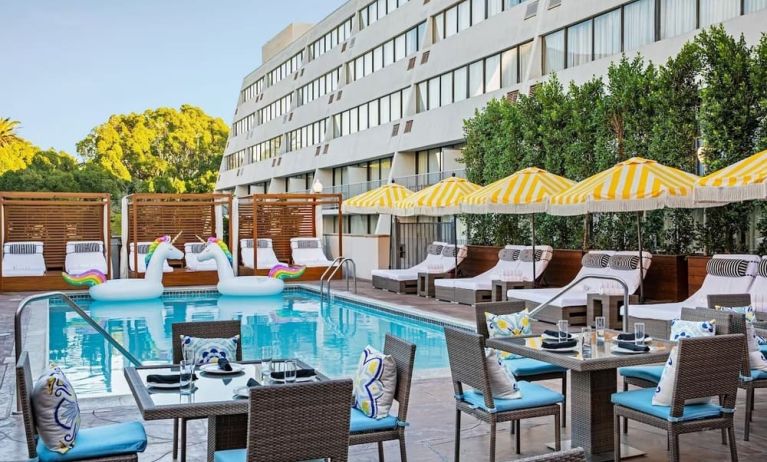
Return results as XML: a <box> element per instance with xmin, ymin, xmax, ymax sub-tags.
<box><xmin>0</xmin><ymin>0</ymin><xmax>346</xmax><ymax>155</ymax></box>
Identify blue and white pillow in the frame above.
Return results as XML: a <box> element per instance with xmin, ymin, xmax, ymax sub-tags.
<box><xmin>669</xmin><ymin>319</ymin><xmax>715</xmax><ymax>341</ymax></box>
<box><xmin>652</xmin><ymin>346</ymin><xmax>710</xmax><ymax>406</ymax></box>
<box><xmin>32</xmin><ymin>364</ymin><xmax>81</xmax><ymax>454</ymax></box>
<box><xmin>353</xmin><ymin>345</ymin><xmax>397</xmax><ymax>419</ymax></box>
<box><xmin>715</xmin><ymin>305</ymin><xmax>756</xmax><ymax>324</ymax></box>
<box><xmin>746</xmin><ymin>325</ymin><xmax>767</xmax><ymax>372</ymax></box>
<box><xmin>485</xmin><ymin>311</ymin><xmax>532</xmax><ymax>338</ymax></box>
<box><xmin>181</xmin><ymin>335</ymin><xmax>239</xmax><ymax>366</ymax></box>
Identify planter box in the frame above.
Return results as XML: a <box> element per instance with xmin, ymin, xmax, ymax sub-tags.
<box><xmin>644</xmin><ymin>255</ymin><xmax>688</xmax><ymax>302</ymax></box>
<box><xmin>687</xmin><ymin>255</ymin><xmax>711</xmax><ymax>296</ymax></box>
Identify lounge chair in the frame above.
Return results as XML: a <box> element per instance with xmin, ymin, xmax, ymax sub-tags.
<box><xmin>65</xmin><ymin>241</ymin><xmax>108</xmax><ymax>274</ymax></box>
<box><xmin>507</xmin><ymin>251</ymin><xmax>652</xmax><ymax>325</ymax></box>
<box><xmin>290</xmin><ymin>237</ymin><xmax>334</xmax><ymax>267</ymax></box>
<box><xmin>2</xmin><ymin>241</ymin><xmax>45</xmax><ymax>276</ymax></box>
<box><xmin>128</xmin><ymin>242</ymin><xmax>173</xmax><ymax>273</ymax></box>
<box><xmin>435</xmin><ymin>245</ymin><xmax>552</xmax><ymax>305</ymax></box>
<box><xmin>625</xmin><ymin>254</ymin><xmax>759</xmax><ymax>339</ymax></box>
<box><xmin>240</xmin><ymin>238</ymin><xmax>287</xmax><ymax>269</ymax></box>
<box><xmin>183</xmin><ymin>242</ymin><xmax>218</xmax><ymax>271</ymax></box>
<box><xmin>371</xmin><ymin>243</ymin><xmax>467</xmax><ymax>294</ymax></box>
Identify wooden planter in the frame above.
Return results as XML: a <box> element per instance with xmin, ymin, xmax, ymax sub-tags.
<box><xmin>687</xmin><ymin>255</ymin><xmax>711</xmax><ymax>296</ymax></box>
<box><xmin>644</xmin><ymin>255</ymin><xmax>688</xmax><ymax>302</ymax></box>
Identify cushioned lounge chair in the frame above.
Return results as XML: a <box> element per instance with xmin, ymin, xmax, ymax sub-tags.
<box><xmin>507</xmin><ymin>251</ymin><xmax>652</xmax><ymax>325</ymax></box>
<box><xmin>240</xmin><ymin>238</ymin><xmax>286</xmax><ymax>270</ymax></box>
<box><xmin>184</xmin><ymin>242</ymin><xmax>218</xmax><ymax>271</ymax></box>
<box><xmin>2</xmin><ymin>241</ymin><xmax>46</xmax><ymax>276</ymax></box>
<box><xmin>128</xmin><ymin>242</ymin><xmax>173</xmax><ymax>273</ymax></box>
<box><xmin>65</xmin><ymin>240</ymin><xmax>108</xmax><ymax>274</ymax></box>
<box><xmin>371</xmin><ymin>241</ymin><xmax>447</xmax><ymax>294</ymax></box>
<box><xmin>290</xmin><ymin>237</ymin><xmax>334</xmax><ymax>267</ymax></box>
<box><xmin>435</xmin><ymin>246</ymin><xmax>552</xmax><ymax>305</ymax></box>
<box><xmin>625</xmin><ymin>254</ymin><xmax>759</xmax><ymax>338</ymax></box>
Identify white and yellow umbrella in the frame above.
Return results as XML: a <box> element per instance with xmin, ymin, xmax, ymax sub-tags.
<box><xmin>394</xmin><ymin>176</ymin><xmax>481</xmax><ymax>216</ymax></box>
<box><xmin>342</xmin><ymin>183</ymin><xmax>414</xmax><ymax>214</ymax></box>
<box><xmin>695</xmin><ymin>149</ymin><xmax>767</xmax><ymax>203</ymax></box>
<box><xmin>461</xmin><ymin>167</ymin><xmax>575</xmax><ymax>214</ymax></box>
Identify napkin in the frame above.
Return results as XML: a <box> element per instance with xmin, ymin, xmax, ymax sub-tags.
<box><xmin>246</xmin><ymin>378</ymin><xmax>260</xmax><ymax>388</ymax></box>
<box><xmin>218</xmin><ymin>357</ymin><xmax>233</xmax><ymax>372</ymax></box>
<box><xmin>271</xmin><ymin>368</ymin><xmax>316</xmax><ymax>380</ymax></box>
<box><xmin>617</xmin><ymin>333</ymin><xmax>649</xmax><ymax>341</ymax></box>
<box><xmin>616</xmin><ymin>341</ymin><xmax>650</xmax><ymax>352</ymax></box>
<box><xmin>541</xmin><ymin>339</ymin><xmax>578</xmax><ymax>350</ymax></box>
<box><xmin>146</xmin><ymin>373</ymin><xmax>197</xmax><ymax>385</ymax></box>
<box><xmin>543</xmin><ymin>330</ymin><xmax>573</xmax><ymax>339</ymax></box>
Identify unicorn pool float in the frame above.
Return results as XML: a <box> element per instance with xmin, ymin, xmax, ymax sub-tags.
<box><xmin>195</xmin><ymin>236</ymin><xmax>305</xmax><ymax>297</ymax></box>
<box><xmin>63</xmin><ymin>232</ymin><xmax>185</xmax><ymax>302</ymax></box>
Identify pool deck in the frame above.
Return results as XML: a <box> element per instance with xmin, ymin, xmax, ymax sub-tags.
<box><xmin>1</xmin><ymin>284</ymin><xmax>766</xmax><ymax>461</ymax></box>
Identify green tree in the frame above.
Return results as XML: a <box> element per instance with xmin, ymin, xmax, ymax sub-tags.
<box><xmin>0</xmin><ymin>117</ymin><xmax>22</xmax><ymax>147</ymax></box>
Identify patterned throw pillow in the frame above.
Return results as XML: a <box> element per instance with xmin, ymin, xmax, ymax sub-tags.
<box><xmin>72</xmin><ymin>242</ymin><xmax>102</xmax><ymax>253</ymax></box>
<box><xmin>241</xmin><ymin>239</ymin><xmax>254</xmax><ymax>249</ymax></box>
<box><xmin>257</xmin><ymin>239</ymin><xmax>270</xmax><ymax>248</ymax></box>
<box><xmin>714</xmin><ymin>305</ymin><xmax>756</xmax><ymax>324</ymax></box>
<box><xmin>427</xmin><ymin>244</ymin><xmax>444</xmax><ymax>255</ymax></box>
<box><xmin>582</xmin><ymin>253</ymin><xmax>610</xmax><ymax>268</ymax></box>
<box><xmin>441</xmin><ymin>246</ymin><xmax>459</xmax><ymax>258</ymax></box>
<box><xmin>8</xmin><ymin>243</ymin><xmax>38</xmax><ymax>254</ymax></box>
<box><xmin>353</xmin><ymin>346</ymin><xmax>398</xmax><ymax>419</ymax></box>
<box><xmin>652</xmin><ymin>346</ymin><xmax>711</xmax><ymax>406</ymax></box>
<box><xmin>187</xmin><ymin>243</ymin><xmax>206</xmax><ymax>254</ymax></box>
<box><xmin>181</xmin><ymin>335</ymin><xmax>240</xmax><ymax>366</ymax></box>
<box><xmin>485</xmin><ymin>349</ymin><xmax>522</xmax><ymax>399</ymax></box>
<box><xmin>518</xmin><ymin>249</ymin><xmax>544</xmax><ymax>262</ymax></box>
<box><xmin>609</xmin><ymin>255</ymin><xmax>640</xmax><ymax>271</ymax></box>
<box><xmin>485</xmin><ymin>311</ymin><xmax>532</xmax><ymax>338</ymax></box>
<box><xmin>32</xmin><ymin>364</ymin><xmax>81</xmax><ymax>454</ymax></box>
<box><xmin>706</xmin><ymin>258</ymin><xmax>749</xmax><ymax>277</ymax></box>
<box><xmin>668</xmin><ymin>319</ymin><xmax>716</xmax><ymax>341</ymax></box>
<box><xmin>296</xmin><ymin>239</ymin><xmax>320</xmax><ymax>249</ymax></box>
<box><xmin>759</xmin><ymin>259</ymin><xmax>767</xmax><ymax>278</ymax></box>
<box><xmin>498</xmin><ymin>248</ymin><xmax>520</xmax><ymax>262</ymax></box>
<box><xmin>745</xmin><ymin>324</ymin><xmax>767</xmax><ymax>373</ymax></box>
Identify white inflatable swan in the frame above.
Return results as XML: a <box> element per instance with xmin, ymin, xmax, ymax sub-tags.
<box><xmin>196</xmin><ymin>236</ymin><xmax>285</xmax><ymax>296</ymax></box>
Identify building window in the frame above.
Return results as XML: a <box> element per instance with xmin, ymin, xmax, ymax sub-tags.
<box><xmin>660</xmin><ymin>0</ymin><xmax>696</xmax><ymax>40</ymax></box>
<box><xmin>699</xmin><ymin>0</ymin><xmax>740</xmax><ymax>27</ymax></box>
<box><xmin>433</xmin><ymin>0</ymin><xmax>528</xmax><ymax>42</ymax></box>
<box><xmin>267</xmin><ymin>51</ymin><xmax>303</xmax><ymax>87</ymax></box>
<box><xmin>746</xmin><ymin>0</ymin><xmax>767</xmax><ymax>13</ymax></box>
<box><xmin>360</xmin><ymin>0</ymin><xmax>410</xmax><ymax>29</ymax></box>
<box><xmin>484</xmin><ymin>54</ymin><xmax>501</xmax><ymax>93</ymax></box>
<box><xmin>567</xmin><ymin>20</ymin><xmax>592</xmax><ymax>68</ymax></box>
<box><xmin>309</xmin><ymin>17</ymin><xmax>353</xmax><ymax>61</ymax></box>
<box><xmin>241</xmin><ymin>78</ymin><xmax>264</xmax><ymax>103</ymax></box>
<box><xmin>333</xmin><ymin>88</ymin><xmax>408</xmax><ymax>137</ymax></box>
<box><xmin>347</xmin><ymin>21</ymin><xmax>426</xmax><ymax>83</ymax></box>
<box><xmin>543</xmin><ymin>30</ymin><xmax>565</xmax><ymax>74</ymax></box>
<box><xmin>297</xmin><ymin>67</ymin><xmax>341</xmax><ymax>106</ymax></box>
<box><xmin>594</xmin><ymin>9</ymin><xmax>621</xmax><ymax>60</ymax></box>
<box><xmin>258</xmin><ymin>94</ymin><xmax>292</xmax><ymax>125</ymax></box>
<box><xmin>286</xmin><ymin>120</ymin><xmax>327</xmax><ymax>153</ymax></box>
<box><xmin>624</xmin><ymin>0</ymin><xmax>655</xmax><ymax>51</ymax></box>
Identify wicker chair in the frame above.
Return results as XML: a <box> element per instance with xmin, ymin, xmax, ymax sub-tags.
<box><xmin>213</xmin><ymin>379</ymin><xmax>353</xmax><ymax>462</ymax></box>
<box><xmin>513</xmin><ymin>448</ymin><xmax>586</xmax><ymax>462</ymax></box>
<box><xmin>16</xmin><ymin>351</ymin><xmax>146</xmax><ymax>462</ymax></box>
<box><xmin>171</xmin><ymin>320</ymin><xmax>243</xmax><ymax>462</ymax></box>
<box><xmin>475</xmin><ymin>304</ymin><xmax>568</xmax><ymax>427</ymax></box>
<box><xmin>613</xmin><ymin>334</ymin><xmax>744</xmax><ymax>462</ymax></box>
<box><xmin>349</xmin><ymin>334</ymin><xmax>416</xmax><ymax>461</ymax></box>
<box><xmin>444</xmin><ymin>327</ymin><xmax>562</xmax><ymax>462</ymax></box>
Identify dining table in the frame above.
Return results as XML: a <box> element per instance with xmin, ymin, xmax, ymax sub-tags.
<box><xmin>124</xmin><ymin>359</ymin><xmax>327</xmax><ymax>462</ymax></box>
<box><xmin>486</xmin><ymin>331</ymin><xmax>673</xmax><ymax>462</ymax></box>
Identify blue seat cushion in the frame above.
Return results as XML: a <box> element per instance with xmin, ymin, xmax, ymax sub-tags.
<box><xmin>611</xmin><ymin>388</ymin><xmax>725</xmax><ymax>422</ymax></box>
<box><xmin>461</xmin><ymin>381</ymin><xmax>564</xmax><ymax>413</ymax></box>
<box><xmin>214</xmin><ymin>449</ymin><xmax>246</xmax><ymax>462</ymax></box>
<box><xmin>759</xmin><ymin>344</ymin><xmax>767</xmax><ymax>356</ymax></box>
<box><xmin>749</xmin><ymin>369</ymin><xmax>767</xmax><ymax>380</ymax></box>
<box><xmin>37</xmin><ymin>422</ymin><xmax>147</xmax><ymax>462</ymax></box>
<box><xmin>504</xmin><ymin>358</ymin><xmax>567</xmax><ymax>376</ymax></box>
<box><xmin>350</xmin><ymin>407</ymin><xmax>399</xmax><ymax>433</ymax></box>
<box><xmin>618</xmin><ymin>365</ymin><xmax>664</xmax><ymax>385</ymax></box>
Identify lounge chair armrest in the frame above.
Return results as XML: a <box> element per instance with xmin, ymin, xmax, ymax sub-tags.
<box><xmin>706</xmin><ymin>293</ymin><xmax>752</xmax><ymax>310</ymax></box>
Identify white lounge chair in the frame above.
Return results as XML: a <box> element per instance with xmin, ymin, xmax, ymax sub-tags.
<box><xmin>745</xmin><ymin>257</ymin><xmax>767</xmax><ymax>316</ymax></box>
<box><xmin>626</xmin><ymin>254</ymin><xmax>759</xmax><ymax>338</ymax></box>
<box><xmin>184</xmin><ymin>242</ymin><xmax>218</xmax><ymax>271</ymax></box>
<box><xmin>65</xmin><ymin>241</ymin><xmax>108</xmax><ymax>274</ymax></box>
<box><xmin>128</xmin><ymin>242</ymin><xmax>173</xmax><ymax>273</ymax></box>
<box><xmin>290</xmin><ymin>237</ymin><xmax>333</xmax><ymax>267</ymax></box>
<box><xmin>2</xmin><ymin>242</ymin><xmax>46</xmax><ymax>277</ymax></box>
<box><xmin>434</xmin><ymin>245</ymin><xmax>553</xmax><ymax>305</ymax></box>
<box><xmin>240</xmin><ymin>238</ymin><xmax>287</xmax><ymax>270</ymax></box>
<box><xmin>507</xmin><ymin>250</ymin><xmax>652</xmax><ymax>325</ymax></box>
<box><xmin>371</xmin><ymin>243</ymin><xmax>467</xmax><ymax>294</ymax></box>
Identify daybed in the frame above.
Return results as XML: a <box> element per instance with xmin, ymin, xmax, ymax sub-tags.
<box><xmin>65</xmin><ymin>240</ymin><xmax>108</xmax><ymax>274</ymax></box>
<box><xmin>241</xmin><ymin>238</ymin><xmax>287</xmax><ymax>270</ymax></box>
<box><xmin>183</xmin><ymin>242</ymin><xmax>218</xmax><ymax>271</ymax></box>
<box><xmin>2</xmin><ymin>242</ymin><xmax>46</xmax><ymax>277</ymax></box>
<box><xmin>290</xmin><ymin>237</ymin><xmax>334</xmax><ymax>267</ymax></box>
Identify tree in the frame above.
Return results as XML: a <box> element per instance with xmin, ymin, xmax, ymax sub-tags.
<box><xmin>77</xmin><ymin>105</ymin><xmax>229</xmax><ymax>193</ymax></box>
<box><xmin>0</xmin><ymin>117</ymin><xmax>22</xmax><ymax>147</ymax></box>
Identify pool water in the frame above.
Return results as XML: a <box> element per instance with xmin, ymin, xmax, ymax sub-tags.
<box><xmin>48</xmin><ymin>288</ymin><xmax>452</xmax><ymax>396</ymax></box>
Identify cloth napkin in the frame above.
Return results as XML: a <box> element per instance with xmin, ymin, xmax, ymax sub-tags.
<box><xmin>246</xmin><ymin>378</ymin><xmax>260</xmax><ymax>388</ymax></box>
<box><xmin>542</xmin><ymin>339</ymin><xmax>578</xmax><ymax>350</ymax></box>
<box><xmin>616</xmin><ymin>341</ymin><xmax>650</xmax><ymax>352</ymax></box>
<box><xmin>146</xmin><ymin>373</ymin><xmax>198</xmax><ymax>385</ymax></box>
<box><xmin>617</xmin><ymin>333</ymin><xmax>649</xmax><ymax>341</ymax></box>
<box><xmin>271</xmin><ymin>368</ymin><xmax>316</xmax><ymax>380</ymax></box>
<box><xmin>543</xmin><ymin>330</ymin><xmax>573</xmax><ymax>339</ymax></box>
<box><xmin>218</xmin><ymin>357</ymin><xmax>233</xmax><ymax>372</ymax></box>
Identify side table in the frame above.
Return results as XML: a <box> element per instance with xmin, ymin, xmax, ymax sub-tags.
<box><xmin>417</xmin><ymin>272</ymin><xmax>449</xmax><ymax>298</ymax></box>
<box><xmin>491</xmin><ymin>280</ymin><xmax>534</xmax><ymax>302</ymax></box>
<box><xmin>587</xmin><ymin>293</ymin><xmax>639</xmax><ymax>330</ymax></box>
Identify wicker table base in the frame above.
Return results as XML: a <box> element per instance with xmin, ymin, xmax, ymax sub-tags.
<box><xmin>545</xmin><ymin>440</ymin><xmax>643</xmax><ymax>462</ymax></box>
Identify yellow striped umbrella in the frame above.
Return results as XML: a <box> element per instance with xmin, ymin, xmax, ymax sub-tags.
<box><xmin>342</xmin><ymin>183</ymin><xmax>414</xmax><ymax>214</ymax></box>
<box><xmin>394</xmin><ymin>176</ymin><xmax>481</xmax><ymax>216</ymax></box>
<box><xmin>548</xmin><ymin>157</ymin><xmax>701</xmax><ymax>216</ymax></box>
<box><xmin>461</xmin><ymin>167</ymin><xmax>575</xmax><ymax>214</ymax></box>
<box><xmin>695</xmin><ymin>149</ymin><xmax>767</xmax><ymax>202</ymax></box>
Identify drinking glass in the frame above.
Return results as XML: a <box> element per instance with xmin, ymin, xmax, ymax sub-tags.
<box><xmin>557</xmin><ymin>320</ymin><xmax>569</xmax><ymax>343</ymax></box>
<box><xmin>634</xmin><ymin>323</ymin><xmax>646</xmax><ymax>346</ymax></box>
<box><xmin>283</xmin><ymin>360</ymin><xmax>298</xmax><ymax>384</ymax></box>
<box><xmin>260</xmin><ymin>346</ymin><xmax>273</xmax><ymax>381</ymax></box>
<box><xmin>595</xmin><ymin>316</ymin><xmax>606</xmax><ymax>343</ymax></box>
<box><xmin>179</xmin><ymin>359</ymin><xmax>194</xmax><ymax>395</ymax></box>
<box><xmin>581</xmin><ymin>327</ymin><xmax>592</xmax><ymax>348</ymax></box>
<box><xmin>182</xmin><ymin>345</ymin><xmax>195</xmax><ymax>365</ymax></box>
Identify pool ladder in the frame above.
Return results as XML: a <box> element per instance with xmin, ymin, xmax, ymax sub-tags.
<box><xmin>320</xmin><ymin>257</ymin><xmax>357</xmax><ymax>300</ymax></box>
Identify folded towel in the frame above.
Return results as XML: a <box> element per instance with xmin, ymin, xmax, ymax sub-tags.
<box><xmin>218</xmin><ymin>357</ymin><xmax>233</xmax><ymax>372</ymax></box>
<box><xmin>544</xmin><ymin>329</ymin><xmax>573</xmax><ymax>339</ymax></box>
<box><xmin>146</xmin><ymin>373</ymin><xmax>198</xmax><ymax>385</ymax></box>
<box><xmin>617</xmin><ymin>333</ymin><xmax>649</xmax><ymax>341</ymax></box>
<box><xmin>271</xmin><ymin>368</ymin><xmax>316</xmax><ymax>380</ymax></box>
<box><xmin>542</xmin><ymin>339</ymin><xmax>578</xmax><ymax>350</ymax></box>
<box><xmin>616</xmin><ymin>341</ymin><xmax>650</xmax><ymax>352</ymax></box>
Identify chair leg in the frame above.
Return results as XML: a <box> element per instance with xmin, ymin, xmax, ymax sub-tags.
<box><xmin>670</xmin><ymin>431</ymin><xmax>680</xmax><ymax>462</ymax></box>
<box><xmin>622</xmin><ymin>381</ymin><xmax>629</xmax><ymax>434</ymax></box>
<box><xmin>180</xmin><ymin>417</ymin><xmax>187</xmax><ymax>462</ymax></box>
<box><xmin>745</xmin><ymin>387</ymin><xmax>753</xmax><ymax>441</ymax></box>
<box><xmin>454</xmin><ymin>410</ymin><xmax>461</xmax><ymax>462</ymax></box>
<box><xmin>614</xmin><ymin>412</ymin><xmax>621</xmax><ymax>462</ymax></box>
<box><xmin>721</xmin><ymin>428</ymin><xmax>727</xmax><ymax>445</ymax></box>
<box><xmin>562</xmin><ymin>373</ymin><xmax>567</xmax><ymax>428</ymax></box>
<box><xmin>515</xmin><ymin>420</ymin><xmax>521</xmax><ymax>454</ymax></box>
<box><xmin>172</xmin><ymin>418</ymin><xmax>179</xmax><ymax>460</ymax></box>
<box><xmin>398</xmin><ymin>433</ymin><xmax>408</xmax><ymax>462</ymax></box>
<box><xmin>554</xmin><ymin>410</ymin><xmax>561</xmax><ymax>451</ymax></box>
<box><xmin>728</xmin><ymin>424</ymin><xmax>739</xmax><ymax>462</ymax></box>
<box><xmin>377</xmin><ymin>441</ymin><xmax>385</xmax><ymax>462</ymax></box>
<box><xmin>510</xmin><ymin>419</ymin><xmax>515</xmax><ymax>435</ymax></box>
<box><xmin>489</xmin><ymin>421</ymin><xmax>496</xmax><ymax>462</ymax></box>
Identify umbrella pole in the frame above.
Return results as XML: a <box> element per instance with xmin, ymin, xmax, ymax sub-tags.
<box><xmin>389</xmin><ymin>214</ymin><xmax>394</xmax><ymax>269</ymax></box>
<box><xmin>636</xmin><ymin>211</ymin><xmax>644</xmax><ymax>303</ymax></box>
<box><xmin>531</xmin><ymin>213</ymin><xmax>536</xmax><ymax>288</ymax></box>
<box><xmin>453</xmin><ymin>215</ymin><xmax>459</xmax><ymax>277</ymax></box>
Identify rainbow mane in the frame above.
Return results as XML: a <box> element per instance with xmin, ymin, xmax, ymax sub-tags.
<box><xmin>207</xmin><ymin>236</ymin><xmax>232</xmax><ymax>265</ymax></box>
<box><xmin>62</xmin><ymin>269</ymin><xmax>107</xmax><ymax>287</ymax></box>
<box><xmin>268</xmin><ymin>264</ymin><xmax>306</xmax><ymax>280</ymax></box>
<box><xmin>145</xmin><ymin>235</ymin><xmax>171</xmax><ymax>267</ymax></box>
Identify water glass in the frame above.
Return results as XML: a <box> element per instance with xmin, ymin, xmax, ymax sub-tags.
<box><xmin>595</xmin><ymin>316</ymin><xmax>606</xmax><ymax>342</ymax></box>
<box><xmin>179</xmin><ymin>359</ymin><xmax>194</xmax><ymax>395</ymax></box>
<box><xmin>260</xmin><ymin>346</ymin><xmax>273</xmax><ymax>380</ymax></box>
<box><xmin>182</xmin><ymin>345</ymin><xmax>195</xmax><ymax>365</ymax></box>
<box><xmin>557</xmin><ymin>320</ymin><xmax>569</xmax><ymax>343</ymax></box>
<box><xmin>283</xmin><ymin>360</ymin><xmax>298</xmax><ymax>384</ymax></box>
<box><xmin>581</xmin><ymin>327</ymin><xmax>592</xmax><ymax>348</ymax></box>
<box><xmin>634</xmin><ymin>323</ymin><xmax>646</xmax><ymax>346</ymax></box>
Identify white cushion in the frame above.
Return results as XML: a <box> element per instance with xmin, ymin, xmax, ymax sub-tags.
<box><xmin>507</xmin><ymin>287</ymin><xmax>589</xmax><ymax>308</ymax></box>
<box><xmin>669</xmin><ymin>319</ymin><xmax>716</xmax><ymax>341</ymax></box>
<box><xmin>434</xmin><ymin>278</ymin><xmax>493</xmax><ymax>290</ymax></box>
<box><xmin>625</xmin><ymin>303</ymin><xmax>683</xmax><ymax>321</ymax></box>
<box><xmin>371</xmin><ymin>269</ymin><xmax>420</xmax><ymax>281</ymax></box>
<box><xmin>32</xmin><ymin>364</ymin><xmax>81</xmax><ymax>454</ymax></box>
<box><xmin>2</xmin><ymin>253</ymin><xmax>46</xmax><ymax>276</ymax></box>
<box><xmin>353</xmin><ymin>345</ymin><xmax>397</xmax><ymax>419</ymax></box>
<box><xmin>652</xmin><ymin>346</ymin><xmax>711</xmax><ymax>406</ymax></box>
<box><xmin>65</xmin><ymin>252</ymin><xmax>108</xmax><ymax>274</ymax></box>
<box><xmin>485</xmin><ymin>349</ymin><xmax>522</xmax><ymax>399</ymax></box>
<box><xmin>291</xmin><ymin>238</ymin><xmax>332</xmax><ymax>266</ymax></box>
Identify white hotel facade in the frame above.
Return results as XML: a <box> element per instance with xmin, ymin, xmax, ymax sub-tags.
<box><xmin>217</xmin><ymin>0</ymin><xmax>767</xmax><ymax>237</ymax></box>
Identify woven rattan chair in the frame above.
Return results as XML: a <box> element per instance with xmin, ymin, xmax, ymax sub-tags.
<box><xmin>349</xmin><ymin>334</ymin><xmax>416</xmax><ymax>461</ymax></box>
<box><xmin>613</xmin><ymin>334</ymin><xmax>744</xmax><ymax>462</ymax></box>
<box><xmin>213</xmin><ymin>379</ymin><xmax>353</xmax><ymax>462</ymax></box>
<box><xmin>16</xmin><ymin>351</ymin><xmax>146</xmax><ymax>462</ymax></box>
<box><xmin>475</xmin><ymin>304</ymin><xmax>568</xmax><ymax>427</ymax></box>
<box><xmin>444</xmin><ymin>327</ymin><xmax>562</xmax><ymax>462</ymax></box>
<box><xmin>171</xmin><ymin>320</ymin><xmax>243</xmax><ymax>462</ymax></box>
<box><xmin>513</xmin><ymin>448</ymin><xmax>586</xmax><ymax>462</ymax></box>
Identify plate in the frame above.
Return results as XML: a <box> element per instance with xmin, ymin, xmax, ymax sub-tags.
<box><xmin>615</xmin><ymin>336</ymin><xmax>653</xmax><ymax>343</ymax></box>
<box><xmin>540</xmin><ymin>345</ymin><xmax>579</xmax><ymax>353</ymax></box>
<box><xmin>542</xmin><ymin>333</ymin><xmax>574</xmax><ymax>341</ymax></box>
<box><xmin>147</xmin><ymin>381</ymin><xmax>192</xmax><ymax>390</ymax></box>
<box><xmin>269</xmin><ymin>375</ymin><xmax>317</xmax><ymax>384</ymax></box>
<box><xmin>199</xmin><ymin>363</ymin><xmax>245</xmax><ymax>375</ymax></box>
<box><xmin>611</xmin><ymin>346</ymin><xmax>651</xmax><ymax>355</ymax></box>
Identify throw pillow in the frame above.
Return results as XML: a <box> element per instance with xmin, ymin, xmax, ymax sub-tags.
<box><xmin>353</xmin><ymin>345</ymin><xmax>398</xmax><ymax>419</ymax></box>
<box><xmin>669</xmin><ymin>319</ymin><xmax>716</xmax><ymax>341</ymax></box>
<box><xmin>32</xmin><ymin>364</ymin><xmax>81</xmax><ymax>454</ymax></box>
<box><xmin>747</xmin><ymin>325</ymin><xmax>767</xmax><ymax>372</ymax></box>
<box><xmin>181</xmin><ymin>335</ymin><xmax>239</xmax><ymax>366</ymax></box>
<box><xmin>705</xmin><ymin>258</ymin><xmax>749</xmax><ymax>277</ymax></box>
<box><xmin>714</xmin><ymin>305</ymin><xmax>756</xmax><ymax>324</ymax></box>
<box><xmin>484</xmin><ymin>349</ymin><xmax>522</xmax><ymax>399</ymax></box>
<box><xmin>652</xmin><ymin>346</ymin><xmax>710</xmax><ymax>406</ymax></box>
<box><xmin>485</xmin><ymin>311</ymin><xmax>532</xmax><ymax>337</ymax></box>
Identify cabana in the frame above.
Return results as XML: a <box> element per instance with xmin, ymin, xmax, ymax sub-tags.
<box><xmin>121</xmin><ymin>193</ymin><xmax>232</xmax><ymax>286</ymax></box>
<box><xmin>236</xmin><ymin>193</ymin><xmax>342</xmax><ymax>280</ymax></box>
<box><xmin>0</xmin><ymin>192</ymin><xmax>111</xmax><ymax>292</ymax></box>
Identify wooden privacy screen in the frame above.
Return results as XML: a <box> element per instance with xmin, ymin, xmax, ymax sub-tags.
<box><xmin>0</xmin><ymin>192</ymin><xmax>111</xmax><ymax>283</ymax></box>
<box><xmin>126</xmin><ymin>193</ymin><xmax>232</xmax><ymax>275</ymax></box>
<box><xmin>238</xmin><ymin>193</ymin><xmax>342</xmax><ymax>265</ymax></box>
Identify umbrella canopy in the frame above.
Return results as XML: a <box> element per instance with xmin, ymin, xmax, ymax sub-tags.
<box><xmin>548</xmin><ymin>157</ymin><xmax>701</xmax><ymax>216</ymax></box>
<box><xmin>461</xmin><ymin>167</ymin><xmax>575</xmax><ymax>214</ymax></box>
<box><xmin>394</xmin><ymin>176</ymin><xmax>481</xmax><ymax>216</ymax></box>
<box><xmin>342</xmin><ymin>183</ymin><xmax>414</xmax><ymax>214</ymax></box>
<box><xmin>695</xmin><ymin>149</ymin><xmax>767</xmax><ymax>203</ymax></box>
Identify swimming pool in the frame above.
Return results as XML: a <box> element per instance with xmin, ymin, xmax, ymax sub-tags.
<box><xmin>48</xmin><ymin>287</ymin><xmax>458</xmax><ymax>397</ymax></box>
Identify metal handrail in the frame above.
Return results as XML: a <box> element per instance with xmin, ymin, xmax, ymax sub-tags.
<box><xmin>320</xmin><ymin>258</ymin><xmax>357</xmax><ymax>299</ymax></box>
<box><xmin>526</xmin><ymin>275</ymin><xmax>632</xmax><ymax>332</ymax></box>
<box><xmin>320</xmin><ymin>257</ymin><xmax>345</xmax><ymax>296</ymax></box>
